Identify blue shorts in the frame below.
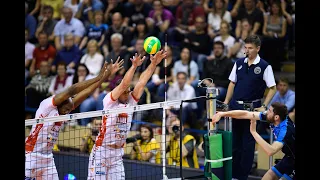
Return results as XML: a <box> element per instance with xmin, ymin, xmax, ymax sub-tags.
<box><xmin>271</xmin><ymin>156</ymin><xmax>295</xmax><ymax>180</ymax></box>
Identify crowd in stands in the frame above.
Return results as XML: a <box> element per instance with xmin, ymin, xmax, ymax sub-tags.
<box><xmin>25</xmin><ymin>0</ymin><xmax>295</xmax><ymax>169</ymax></box>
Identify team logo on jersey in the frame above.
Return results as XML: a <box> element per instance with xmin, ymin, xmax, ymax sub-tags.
<box><xmin>254</xmin><ymin>67</ymin><xmax>261</xmax><ymax>74</ymax></box>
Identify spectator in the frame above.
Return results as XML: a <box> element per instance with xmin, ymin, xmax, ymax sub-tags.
<box><xmin>72</xmin><ymin>63</ymin><xmax>92</xmax><ymax>85</ymax></box>
<box><xmin>261</xmin><ymin>1</ymin><xmax>287</xmax><ymax>71</ymax></box>
<box><xmin>40</xmin><ymin>0</ymin><xmax>64</xmax><ymax>20</ymax></box>
<box><xmin>25</xmin><ymin>61</ymin><xmax>53</xmax><ymax>108</ymax></box>
<box><xmin>161</xmin><ymin>0</ymin><xmax>181</xmax><ymax>15</ymax></box>
<box><xmin>49</xmin><ymin>61</ymin><xmax>73</xmax><ymax>95</ymax></box>
<box><xmin>29</xmin><ymin>32</ymin><xmax>56</xmax><ymax>77</ymax></box>
<box><xmin>80</xmin><ymin>117</ymin><xmax>102</xmax><ymax>153</ymax></box>
<box><xmin>80</xmin><ymin>40</ymin><xmax>104</xmax><ymax>76</ymax></box>
<box><xmin>130</xmin><ymin>124</ymin><xmax>161</xmax><ymax>164</ymax></box>
<box><xmin>214</xmin><ymin>20</ymin><xmax>236</xmax><ymax>58</ymax></box>
<box><xmin>64</xmin><ymin>0</ymin><xmax>80</xmax><ymax>17</ymax></box>
<box><xmin>202</xmin><ymin>41</ymin><xmax>234</xmax><ymax>101</ymax></box>
<box><xmin>203</xmin><ymin>0</ymin><xmax>229</xmax><ymax>14</ymax></box>
<box><xmin>289</xmin><ymin>108</ymin><xmax>295</xmax><ymax>123</ymax></box>
<box><xmin>128</xmin><ymin>19</ymin><xmax>153</xmax><ymax>52</ymax></box>
<box><xmin>105</xmin><ymin>33</ymin><xmax>130</xmax><ymax>76</ymax></box>
<box><xmin>71</xmin><ymin>63</ymin><xmax>92</xmax><ymax>115</ymax></box>
<box><xmin>172</xmin><ymin>0</ymin><xmax>205</xmax><ymax>44</ymax></box>
<box><xmin>35</xmin><ymin>5</ymin><xmax>57</xmax><ymax>44</ymax></box>
<box><xmin>167</xmin><ymin>72</ymin><xmax>197</xmax><ymax>125</ymax></box>
<box><xmin>230</xmin><ymin>18</ymin><xmax>252</xmax><ymax>60</ymax></box>
<box><xmin>53</xmin><ymin>33</ymin><xmax>82</xmax><ymax>74</ymax></box>
<box><xmin>105</xmin><ymin>12</ymin><xmax>133</xmax><ymax>54</ymax></box>
<box><xmin>173</xmin><ymin>47</ymin><xmax>199</xmax><ymax>88</ymax></box>
<box><xmin>26</xmin><ymin>0</ymin><xmax>41</xmax><ymax>18</ymax></box>
<box><xmin>183</xmin><ymin>16</ymin><xmax>212</xmax><ymax>73</ymax></box>
<box><xmin>235</xmin><ymin>0</ymin><xmax>264</xmax><ymax>36</ymax></box>
<box><xmin>75</xmin><ymin>0</ymin><xmax>105</xmax><ymax>27</ymax></box>
<box><xmin>124</xmin><ymin>0</ymin><xmax>153</xmax><ymax>30</ymax></box>
<box><xmin>54</xmin><ymin>7</ymin><xmax>85</xmax><ymax>50</ymax></box>
<box><xmin>147</xmin><ymin>45</ymin><xmax>174</xmax><ymax>99</ymax></box>
<box><xmin>25</xmin><ymin>29</ymin><xmax>36</xmax><ymax>81</ymax></box>
<box><xmin>268</xmin><ymin>77</ymin><xmax>295</xmax><ymax>112</ymax></box>
<box><xmin>25</xmin><ymin>2</ymin><xmax>37</xmax><ymax>42</ymax></box>
<box><xmin>167</xmin><ymin>118</ymin><xmax>199</xmax><ymax>168</ymax></box>
<box><xmin>104</xmin><ymin>0</ymin><xmax>126</xmax><ymax>26</ymax></box>
<box><xmin>79</xmin><ymin>10</ymin><xmax>108</xmax><ymax>57</ymax></box>
<box><xmin>146</xmin><ymin>0</ymin><xmax>175</xmax><ymax>42</ymax></box>
<box><xmin>207</xmin><ymin>0</ymin><xmax>232</xmax><ymax>39</ymax></box>
<box><xmin>127</xmin><ymin>38</ymin><xmax>150</xmax><ymax>74</ymax></box>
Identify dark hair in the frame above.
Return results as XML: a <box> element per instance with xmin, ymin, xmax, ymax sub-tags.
<box><xmin>278</xmin><ymin>77</ymin><xmax>289</xmax><ymax>85</ymax></box>
<box><xmin>140</xmin><ymin>124</ymin><xmax>154</xmax><ymax>140</ymax></box>
<box><xmin>213</xmin><ymin>41</ymin><xmax>225</xmax><ymax>49</ymax></box>
<box><xmin>38</xmin><ymin>31</ymin><xmax>48</xmax><ymax>37</ymax></box>
<box><xmin>180</xmin><ymin>47</ymin><xmax>192</xmax><ymax>77</ymax></box>
<box><xmin>244</xmin><ymin>35</ymin><xmax>261</xmax><ymax>47</ymax></box>
<box><xmin>177</xmin><ymin>71</ymin><xmax>188</xmax><ymax>79</ymax></box>
<box><xmin>72</xmin><ymin>64</ymin><xmax>89</xmax><ymax>84</ymax></box>
<box><xmin>270</xmin><ymin>1</ymin><xmax>283</xmax><ymax>16</ymax></box>
<box><xmin>271</xmin><ymin>102</ymin><xmax>288</xmax><ymax>121</ymax></box>
<box><xmin>57</xmin><ymin>61</ymin><xmax>67</xmax><ymax>69</ymax></box>
<box><xmin>43</xmin><ymin>5</ymin><xmax>54</xmax><ymax>13</ymax></box>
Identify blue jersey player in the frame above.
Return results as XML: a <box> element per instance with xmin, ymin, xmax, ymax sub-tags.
<box><xmin>212</xmin><ymin>102</ymin><xmax>295</xmax><ymax>180</ymax></box>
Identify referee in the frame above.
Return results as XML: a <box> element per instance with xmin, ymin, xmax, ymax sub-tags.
<box><xmin>223</xmin><ymin>35</ymin><xmax>277</xmax><ymax>180</ymax></box>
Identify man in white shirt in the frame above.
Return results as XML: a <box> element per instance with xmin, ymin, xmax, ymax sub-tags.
<box><xmin>25</xmin><ymin>60</ymin><xmax>123</xmax><ymax>180</ymax></box>
<box><xmin>167</xmin><ymin>71</ymin><xmax>197</xmax><ymax>126</ymax></box>
<box><xmin>87</xmin><ymin>50</ymin><xmax>167</xmax><ymax>180</ymax></box>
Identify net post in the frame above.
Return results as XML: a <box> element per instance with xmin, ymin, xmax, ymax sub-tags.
<box><xmin>269</xmin><ymin>131</ymin><xmax>274</xmax><ymax>169</ymax></box>
<box><xmin>206</xmin><ymin>87</ymin><xmax>218</xmax><ymax>135</ymax></box>
<box><xmin>162</xmin><ymin>107</ymin><xmax>167</xmax><ymax>180</ymax></box>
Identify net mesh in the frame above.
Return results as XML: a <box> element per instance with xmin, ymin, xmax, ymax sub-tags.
<box><xmin>25</xmin><ymin>98</ymin><xmax>207</xmax><ymax>180</ymax></box>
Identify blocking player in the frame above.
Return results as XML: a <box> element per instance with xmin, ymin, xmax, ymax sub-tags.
<box><xmin>212</xmin><ymin>102</ymin><xmax>295</xmax><ymax>180</ymax></box>
<box><xmin>25</xmin><ymin>58</ymin><xmax>124</xmax><ymax>180</ymax></box>
<box><xmin>87</xmin><ymin>50</ymin><xmax>167</xmax><ymax>180</ymax></box>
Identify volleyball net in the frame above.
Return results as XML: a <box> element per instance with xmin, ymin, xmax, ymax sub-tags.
<box><xmin>25</xmin><ymin>87</ymin><xmax>231</xmax><ymax>180</ymax></box>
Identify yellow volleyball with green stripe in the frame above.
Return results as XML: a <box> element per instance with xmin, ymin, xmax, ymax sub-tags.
<box><xmin>143</xmin><ymin>36</ymin><xmax>161</xmax><ymax>54</ymax></box>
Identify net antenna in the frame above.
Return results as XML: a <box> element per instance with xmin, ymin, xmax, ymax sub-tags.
<box><xmin>162</xmin><ymin>34</ymin><xmax>168</xmax><ymax>180</ymax></box>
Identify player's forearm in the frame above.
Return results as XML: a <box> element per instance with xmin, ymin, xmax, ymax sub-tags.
<box><xmin>66</xmin><ymin>74</ymin><xmax>102</xmax><ymax>97</ymax></box>
<box><xmin>224</xmin><ymin>82</ymin><xmax>235</xmax><ymax>104</ymax></box>
<box><xmin>138</xmin><ymin>63</ymin><xmax>157</xmax><ymax>86</ymax></box>
<box><xmin>263</xmin><ymin>86</ymin><xmax>276</xmax><ymax>107</ymax></box>
<box><xmin>251</xmin><ymin>132</ymin><xmax>277</xmax><ymax>156</ymax></box>
<box><xmin>72</xmin><ymin>77</ymin><xmax>107</xmax><ymax>108</ymax></box>
<box><xmin>219</xmin><ymin>110</ymin><xmax>260</xmax><ymax>120</ymax></box>
<box><xmin>122</xmin><ymin>65</ymin><xmax>138</xmax><ymax>88</ymax></box>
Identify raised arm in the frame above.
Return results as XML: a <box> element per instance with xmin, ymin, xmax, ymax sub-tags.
<box><xmin>212</xmin><ymin>110</ymin><xmax>261</xmax><ymax>123</ymax></box>
<box><xmin>250</xmin><ymin>119</ymin><xmax>283</xmax><ymax>156</ymax></box>
<box><xmin>111</xmin><ymin>54</ymin><xmax>146</xmax><ymax>100</ymax></box>
<box><xmin>72</xmin><ymin>59</ymin><xmax>124</xmax><ymax>108</ymax></box>
<box><xmin>53</xmin><ymin>62</ymin><xmax>109</xmax><ymax>106</ymax></box>
<box><xmin>132</xmin><ymin>50</ymin><xmax>167</xmax><ymax>99</ymax></box>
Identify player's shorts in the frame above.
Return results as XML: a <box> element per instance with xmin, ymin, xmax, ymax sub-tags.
<box><xmin>87</xmin><ymin>145</ymin><xmax>125</xmax><ymax>180</ymax></box>
<box><xmin>271</xmin><ymin>155</ymin><xmax>295</xmax><ymax>180</ymax></box>
<box><xmin>25</xmin><ymin>152</ymin><xmax>59</xmax><ymax>180</ymax></box>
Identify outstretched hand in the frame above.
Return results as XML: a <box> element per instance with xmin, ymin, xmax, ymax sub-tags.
<box><xmin>211</xmin><ymin>112</ymin><xmax>223</xmax><ymax>123</ymax></box>
<box><xmin>98</xmin><ymin>61</ymin><xmax>109</xmax><ymax>78</ymax></box>
<box><xmin>130</xmin><ymin>53</ymin><xmax>146</xmax><ymax>68</ymax></box>
<box><xmin>108</xmin><ymin>56</ymin><xmax>124</xmax><ymax>75</ymax></box>
<box><xmin>150</xmin><ymin>50</ymin><xmax>167</xmax><ymax>66</ymax></box>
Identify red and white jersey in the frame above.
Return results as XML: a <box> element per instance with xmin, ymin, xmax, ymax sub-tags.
<box><xmin>25</xmin><ymin>96</ymin><xmax>63</xmax><ymax>155</ymax></box>
<box><xmin>95</xmin><ymin>92</ymin><xmax>139</xmax><ymax>148</ymax></box>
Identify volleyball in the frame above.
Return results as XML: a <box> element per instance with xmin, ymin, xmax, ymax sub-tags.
<box><xmin>143</xmin><ymin>36</ymin><xmax>161</xmax><ymax>54</ymax></box>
